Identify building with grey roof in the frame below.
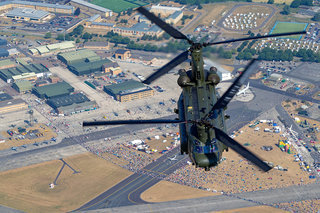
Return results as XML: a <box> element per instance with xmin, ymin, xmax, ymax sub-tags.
<box><xmin>0</xmin><ymin>0</ymin><xmax>74</xmax><ymax>14</ymax></box>
<box><xmin>0</xmin><ymin>98</ymin><xmax>28</xmax><ymax>114</ymax></box>
<box><xmin>57</xmin><ymin>101</ymin><xmax>97</xmax><ymax>115</ymax></box>
<box><xmin>47</xmin><ymin>93</ymin><xmax>89</xmax><ymax>109</ymax></box>
<box><xmin>70</xmin><ymin>0</ymin><xmax>112</xmax><ymax>17</ymax></box>
<box><xmin>104</xmin><ymin>80</ymin><xmax>154</xmax><ymax>102</ymax></box>
<box><xmin>12</xmin><ymin>80</ymin><xmax>32</xmax><ymax>93</ymax></box>
<box><xmin>32</xmin><ymin>81</ymin><xmax>74</xmax><ymax>99</ymax></box>
<box><xmin>0</xmin><ymin>92</ymin><xmax>12</xmax><ymax>102</ymax></box>
<box><xmin>87</xmin><ymin>14</ymin><xmax>101</xmax><ymax>23</ymax></box>
<box><xmin>6</xmin><ymin>7</ymin><xmax>50</xmax><ymax>21</ymax></box>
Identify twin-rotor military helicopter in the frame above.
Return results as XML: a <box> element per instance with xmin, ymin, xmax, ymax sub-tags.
<box><xmin>83</xmin><ymin>6</ymin><xmax>305</xmax><ymax>172</ymax></box>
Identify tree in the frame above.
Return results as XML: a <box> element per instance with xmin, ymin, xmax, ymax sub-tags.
<box><xmin>290</xmin><ymin>0</ymin><xmax>301</xmax><ymax>8</ymax></box>
<box><xmin>44</xmin><ymin>32</ymin><xmax>51</xmax><ymax>39</ymax></box>
<box><xmin>281</xmin><ymin>5</ymin><xmax>290</xmax><ymax>15</ymax></box>
<box><xmin>127</xmin><ymin>8</ymin><xmax>133</xmax><ymax>16</ymax></box>
<box><xmin>74</xmin><ymin>7</ymin><xmax>80</xmax><ymax>16</ymax></box>
<box><xmin>312</xmin><ymin>13</ymin><xmax>320</xmax><ymax>21</ymax></box>
<box><xmin>267</xmin><ymin>0</ymin><xmax>274</xmax><ymax>4</ymax></box>
<box><xmin>72</xmin><ymin>24</ymin><xmax>84</xmax><ymax>36</ymax></box>
<box><xmin>120</xmin><ymin>19</ymin><xmax>128</xmax><ymax>24</ymax></box>
<box><xmin>56</xmin><ymin>34</ymin><xmax>65</xmax><ymax>41</ymax></box>
<box><xmin>82</xmin><ymin>32</ymin><xmax>92</xmax><ymax>40</ymax></box>
<box><xmin>76</xmin><ymin>38</ymin><xmax>80</xmax><ymax>43</ymax></box>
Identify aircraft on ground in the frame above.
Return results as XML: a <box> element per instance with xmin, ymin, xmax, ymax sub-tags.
<box><xmin>236</xmin><ymin>82</ymin><xmax>250</xmax><ymax>96</ymax></box>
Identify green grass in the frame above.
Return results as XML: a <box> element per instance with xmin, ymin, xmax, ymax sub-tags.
<box><xmin>90</xmin><ymin>0</ymin><xmax>148</xmax><ymax>13</ymax></box>
<box><xmin>270</xmin><ymin>22</ymin><xmax>308</xmax><ymax>40</ymax></box>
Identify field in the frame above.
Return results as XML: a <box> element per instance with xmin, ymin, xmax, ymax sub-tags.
<box><xmin>0</xmin><ymin>153</ymin><xmax>132</xmax><ymax>212</ymax></box>
<box><xmin>141</xmin><ymin>180</ymin><xmax>216</xmax><ymax>202</ymax></box>
<box><xmin>90</xmin><ymin>0</ymin><xmax>147</xmax><ymax>13</ymax></box>
<box><xmin>270</xmin><ymin>21</ymin><xmax>308</xmax><ymax>40</ymax></box>
<box><xmin>253</xmin><ymin>0</ymin><xmax>293</xmax><ymax>4</ymax></box>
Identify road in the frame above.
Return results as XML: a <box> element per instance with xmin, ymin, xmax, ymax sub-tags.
<box><xmin>0</xmin><ymin>115</ymin><xmax>178</xmax><ymax>172</ymax></box>
<box><xmin>76</xmin><ymin>147</ymin><xmax>188</xmax><ymax>211</ymax></box>
<box><xmin>91</xmin><ymin>182</ymin><xmax>320</xmax><ymax>213</ymax></box>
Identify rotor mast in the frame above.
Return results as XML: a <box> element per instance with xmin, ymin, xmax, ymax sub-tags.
<box><xmin>190</xmin><ymin>44</ymin><xmax>205</xmax><ymax>85</ymax></box>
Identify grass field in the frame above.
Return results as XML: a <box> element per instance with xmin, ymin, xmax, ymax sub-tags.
<box><xmin>0</xmin><ymin>153</ymin><xmax>132</xmax><ymax>212</ymax></box>
<box><xmin>90</xmin><ymin>0</ymin><xmax>147</xmax><ymax>13</ymax></box>
<box><xmin>270</xmin><ymin>21</ymin><xmax>308</xmax><ymax>39</ymax></box>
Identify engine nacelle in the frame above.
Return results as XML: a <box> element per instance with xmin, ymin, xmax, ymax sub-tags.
<box><xmin>178</xmin><ymin>95</ymin><xmax>188</xmax><ymax>154</ymax></box>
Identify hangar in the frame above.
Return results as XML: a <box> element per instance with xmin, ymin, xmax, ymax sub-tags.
<box><xmin>68</xmin><ymin>58</ymin><xmax>110</xmax><ymax>76</ymax></box>
<box><xmin>0</xmin><ymin>63</ymin><xmax>49</xmax><ymax>83</ymax></box>
<box><xmin>32</xmin><ymin>81</ymin><xmax>74</xmax><ymax>99</ymax></box>
<box><xmin>47</xmin><ymin>93</ymin><xmax>97</xmax><ymax>115</ymax></box>
<box><xmin>57</xmin><ymin>49</ymin><xmax>100</xmax><ymax>65</ymax></box>
<box><xmin>104</xmin><ymin>80</ymin><xmax>154</xmax><ymax>102</ymax></box>
<box><xmin>0</xmin><ymin>98</ymin><xmax>28</xmax><ymax>114</ymax></box>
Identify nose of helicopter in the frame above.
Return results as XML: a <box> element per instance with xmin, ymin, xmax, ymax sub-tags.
<box><xmin>194</xmin><ymin>153</ymin><xmax>218</xmax><ymax>168</ymax></box>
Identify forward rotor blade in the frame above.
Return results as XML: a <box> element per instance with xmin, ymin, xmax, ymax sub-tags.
<box><xmin>83</xmin><ymin>119</ymin><xmax>184</xmax><ymax>126</ymax></box>
<box><xmin>214</xmin><ymin>127</ymin><xmax>272</xmax><ymax>172</ymax></box>
<box><xmin>205</xmin><ymin>59</ymin><xmax>258</xmax><ymax>120</ymax></box>
<box><xmin>204</xmin><ymin>31</ymin><xmax>306</xmax><ymax>47</ymax></box>
<box><xmin>137</xmin><ymin>7</ymin><xmax>192</xmax><ymax>43</ymax></box>
<box><xmin>143</xmin><ymin>50</ymin><xmax>189</xmax><ymax>84</ymax></box>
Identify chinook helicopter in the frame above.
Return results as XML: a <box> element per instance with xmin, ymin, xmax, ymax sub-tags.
<box><xmin>83</xmin><ymin>6</ymin><xmax>305</xmax><ymax>172</ymax></box>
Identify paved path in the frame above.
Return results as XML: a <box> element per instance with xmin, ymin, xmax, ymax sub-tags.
<box><xmin>49</xmin><ymin>67</ymin><xmax>108</xmax><ymax>108</ymax></box>
<box><xmin>76</xmin><ymin>147</ymin><xmax>188</xmax><ymax>211</ymax></box>
<box><xmin>86</xmin><ymin>182</ymin><xmax>320</xmax><ymax>213</ymax></box>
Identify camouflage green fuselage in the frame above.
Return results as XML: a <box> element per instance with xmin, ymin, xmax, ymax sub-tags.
<box><xmin>177</xmin><ymin>47</ymin><xmax>228</xmax><ymax>170</ymax></box>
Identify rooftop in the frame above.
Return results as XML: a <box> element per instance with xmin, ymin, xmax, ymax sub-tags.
<box><xmin>71</xmin><ymin>0</ymin><xmax>112</xmax><ymax>13</ymax></box>
<box><xmin>0</xmin><ymin>98</ymin><xmax>26</xmax><ymax>108</ymax></box>
<box><xmin>47</xmin><ymin>93</ymin><xmax>90</xmax><ymax>108</ymax></box>
<box><xmin>6</xmin><ymin>7</ymin><xmax>49</xmax><ymax>19</ymax></box>
<box><xmin>12</xmin><ymin>72</ymin><xmax>36</xmax><ymax>81</ymax></box>
<box><xmin>91</xmin><ymin>22</ymin><xmax>114</xmax><ymax>27</ymax></box>
<box><xmin>84</xmin><ymin>41</ymin><xmax>109</xmax><ymax>47</ymax></box>
<box><xmin>68</xmin><ymin>58</ymin><xmax>111</xmax><ymax>73</ymax></box>
<box><xmin>0</xmin><ymin>59</ymin><xmax>15</xmax><ymax>67</ymax></box>
<box><xmin>115</xmin><ymin>49</ymin><xmax>129</xmax><ymax>54</ymax></box>
<box><xmin>87</xmin><ymin>14</ymin><xmax>100</xmax><ymax>22</ymax></box>
<box><xmin>167</xmin><ymin>11</ymin><xmax>183</xmax><ymax>20</ymax></box>
<box><xmin>104</xmin><ymin>79</ymin><xmax>149</xmax><ymax>95</ymax></box>
<box><xmin>5</xmin><ymin>0</ymin><xmax>74</xmax><ymax>10</ymax></box>
<box><xmin>13</xmin><ymin>80</ymin><xmax>32</xmax><ymax>89</ymax></box>
<box><xmin>0</xmin><ymin>92</ymin><xmax>13</xmax><ymax>102</ymax></box>
<box><xmin>32</xmin><ymin>81</ymin><xmax>74</xmax><ymax>99</ymax></box>
<box><xmin>58</xmin><ymin>49</ymin><xmax>99</xmax><ymax>64</ymax></box>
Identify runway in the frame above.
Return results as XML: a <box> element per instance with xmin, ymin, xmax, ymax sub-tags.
<box><xmin>76</xmin><ymin>147</ymin><xmax>188</xmax><ymax>211</ymax></box>
<box><xmin>94</xmin><ymin>182</ymin><xmax>320</xmax><ymax>213</ymax></box>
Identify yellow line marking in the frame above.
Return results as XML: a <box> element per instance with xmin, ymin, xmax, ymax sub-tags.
<box><xmin>127</xmin><ymin>156</ymin><xmax>185</xmax><ymax>204</ymax></box>
<box><xmin>80</xmin><ymin>151</ymin><xmax>180</xmax><ymax>210</ymax></box>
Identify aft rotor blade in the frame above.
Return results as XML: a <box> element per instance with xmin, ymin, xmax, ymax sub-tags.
<box><xmin>204</xmin><ymin>31</ymin><xmax>306</xmax><ymax>47</ymax></box>
<box><xmin>214</xmin><ymin>127</ymin><xmax>272</xmax><ymax>172</ymax></box>
<box><xmin>205</xmin><ymin>59</ymin><xmax>258</xmax><ymax>120</ymax></box>
<box><xmin>83</xmin><ymin>119</ymin><xmax>184</xmax><ymax>126</ymax></box>
<box><xmin>137</xmin><ymin>6</ymin><xmax>192</xmax><ymax>43</ymax></box>
<box><xmin>143</xmin><ymin>50</ymin><xmax>189</xmax><ymax>84</ymax></box>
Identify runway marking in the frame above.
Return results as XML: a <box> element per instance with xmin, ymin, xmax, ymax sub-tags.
<box><xmin>127</xmin><ymin>155</ymin><xmax>186</xmax><ymax>204</ymax></box>
<box><xmin>79</xmin><ymin>150</ymin><xmax>182</xmax><ymax>210</ymax></box>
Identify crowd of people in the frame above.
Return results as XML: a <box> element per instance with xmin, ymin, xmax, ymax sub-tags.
<box><xmin>82</xmin><ymin>140</ymin><xmax>155</xmax><ymax>173</ymax></box>
<box><xmin>275</xmin><ymin>199</ymin><xmax>320</xmax><ymax>213</ymax></box>
<box><xmin>165</xmin><ymin>156</ymin><xmax>313</xmax><ymax>195</ymax></box>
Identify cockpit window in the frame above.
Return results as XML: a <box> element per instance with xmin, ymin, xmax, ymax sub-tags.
<box><xmin>194</xmin><ymin>144</ymin><xmax>217</xmax><ymax>154</ymax></box>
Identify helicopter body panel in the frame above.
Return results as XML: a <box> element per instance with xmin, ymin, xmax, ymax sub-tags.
<box><xmin>177</xmin><ymin>49</ymin><xmax>228</xmax><ymax>170</ymax></box>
